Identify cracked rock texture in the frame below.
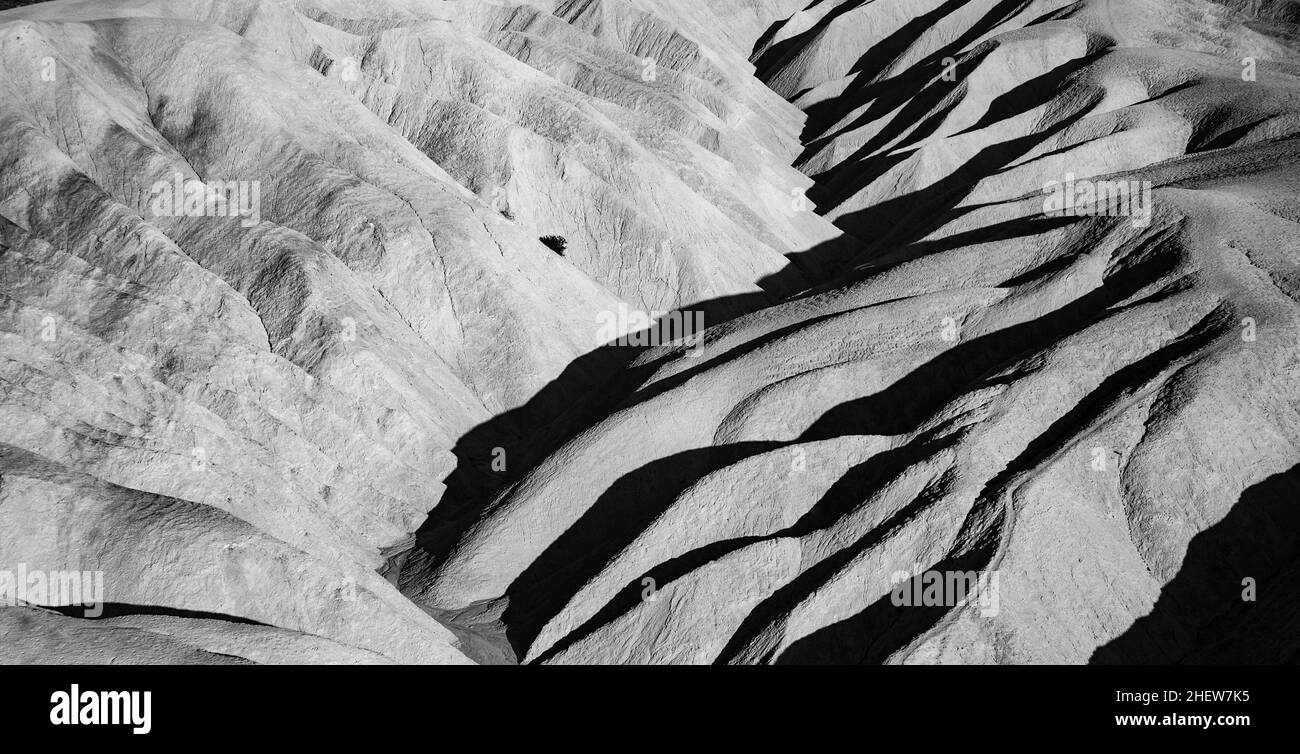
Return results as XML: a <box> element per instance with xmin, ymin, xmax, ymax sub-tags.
<box><xmin>2</xmin><ymin>0</ymin><xmax>1299</xmax><ymax>664</ymax></box>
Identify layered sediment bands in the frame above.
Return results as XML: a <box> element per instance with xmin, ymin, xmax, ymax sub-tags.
<box><xmin>0</xmin><ymin>0</ymin><xmax>839</xmax><ymax>663</ymax></box>
<box><xmin>1</xmin><ymin>0</ymin><xmax>1298</xmax><ymax>665</ymax></box>
<box><xmin>403</xmin><ymin>0</ymin><xmax>1300</xmax><ymax>664</ymax></box>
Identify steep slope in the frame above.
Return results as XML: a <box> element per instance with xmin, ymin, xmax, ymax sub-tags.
<box><xmin>0</xmin><ymin>0</ymin><xmax>841</xmax><ymax>663</ymax></box>
<box><xmin>3</xmin><ymin>0</ymin><xmax>1298</xmax><ymax>666</ymax></box>
<box><xmin>399</xmin><ymin>0</ymin><xmax>1300</xmax><ymax>664</ymax></box>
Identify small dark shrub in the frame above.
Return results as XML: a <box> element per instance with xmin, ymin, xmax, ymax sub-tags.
<box><xmin>539</xmin><ymin>235</ymin><xmax>567</xmax><ymax>255</ymax></box>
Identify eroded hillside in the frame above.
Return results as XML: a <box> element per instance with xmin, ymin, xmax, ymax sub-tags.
<box><xmin>2</xmin><ymin>0</ymin><xmax>1298</xmax><ymax>664</ymax></box>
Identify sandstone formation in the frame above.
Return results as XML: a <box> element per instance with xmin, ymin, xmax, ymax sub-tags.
<box><xmin>1</xmin><ymin>0</ymin><xmax>1297</xmax><ymax>664</ymax></box>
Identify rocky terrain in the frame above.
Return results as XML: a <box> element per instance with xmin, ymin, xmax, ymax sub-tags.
<box><xmin>1</xmin><ymin>0</ymin><xmax>1297</xmax><ymax>664</ymax></box>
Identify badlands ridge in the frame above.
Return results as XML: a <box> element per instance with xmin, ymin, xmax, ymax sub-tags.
<box><xmin>1</xmin><ymin>0</ymin><xmax>1298</xmax><ymax>664</ymax></box>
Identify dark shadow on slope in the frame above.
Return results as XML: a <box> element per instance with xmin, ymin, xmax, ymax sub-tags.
<box><xmin>713</xmin><ymin>239</ymin><xmax>1192</xmax><ymax>662</ymax></box>
<box><xmin>714</xmin><ymin>478</ymin><xmax>964</xmax><ymax>664</ymax></box>
<box><xmin>528</xmin><ymin>431</ymin><xmax>963</xmax><ymax>664</ymax></box>
<box><xmin>395</xmin><ymin>10</ymin><xmax>1133</xmax><ymax>661</ymax></box>
<box><xmin>860</xmin><ymin>213</ymin><xmax>1083</xmax><ymax>281</ymax></box>
<box><xmin>749</xmin><ymin>0</ymin><xmax>874</xmax><ymax>86</ymax></box>
<box><xmin>953</xmin><ymin>48</ymin><xmax>1107</xmax><ymax>136</ymax></box>
<box><xmin>42</xmin><ymin>603</ymin><xmax>268</xmax><ymax>625</ymax></box>
<box><xmin>808</xmin><ymin>80</ymin><xmax>1101</xmax><ymax>244</ymax></box>
<box><xmin>1187</xmin><ymin>113</ymin><xmax>1278</xmax><ymax>154</ymax></box>
<box><xmin>407</xmin><ymin>6</ymin><xmax>1115</xmax><ymax>569</ymax></box>
<box><xmin>796</xmin><ymin>44</ymin><xmax>994</xmax><ymax>197</ymax></box>
<box><xmin>500</xmin><ymin>441</ymin><xmax>782</xmax><ymax>657</ymax></box>
<box><xmin>418</xmin><ymin>604</ymin><xmax>518</xmax><ymax>665</ymax></box>
<box><xmin>798</xmin><ymin>240</ymin><xmax>1182</xmax><ymax>439</ymax></box>
<box><xmin>394</xmin><ymin>193</ymin><xmax>1172</xmax><ymax>662</ymax></box>
<box><xmin>894</xmin><ymin>0</ymin><xmax>1039</xmax><ymax>78</ymax></box>
<box><xmin>773</xmin><ymin>542</ymin><xmax>999</xmax><ymax>664</ymax></box>
<box><xmin>1091</xmin><ymin>464</ymin><xmax>1300</xmax><ymax>664</ymax></box>
<box><xmin>388</xmin><ymin>292</ymin><xmax>774</xmax><ymax>571</ymax></box>
<box><xmin>795</xmin><ymin>0</ymin><xmax>986</xmax><ymax>140</ymax></box>
<box><xmin>389</xmin><ymin>290</ymin><xmax>843</xmax><ymax>660</ymax></box>
<box><xmin>389</xmin><ymin>216</ymin><xmax>867</xmax><ymax>582</ymax></box>
<box><xmin>799</xmin><ymin>0</ymin><xmax>1059</xmax><ymax>145</ymax></box>
<box><xmin>526</xmin><ymin>531</ymin><xmax>770</xmax><ymax>664</ymax></box>
<box><xmin>391</xmin><ymin>223</ymin><xmax>868</xmax><ymax>596</ymax></box>
<box><xmin>531</xmin><ymin>229</ymin><xmax>1191</xmax><ymax>663</ymax></box>
<box><xmin>769</xmin><ymin>306</ymin><xmax>1228</xmax><ymax>664</ymax></box>
<box><xmin>1024</xmin><ymin>0</ymin><xmax>1087</xmax><ymax>28</ymax></box>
